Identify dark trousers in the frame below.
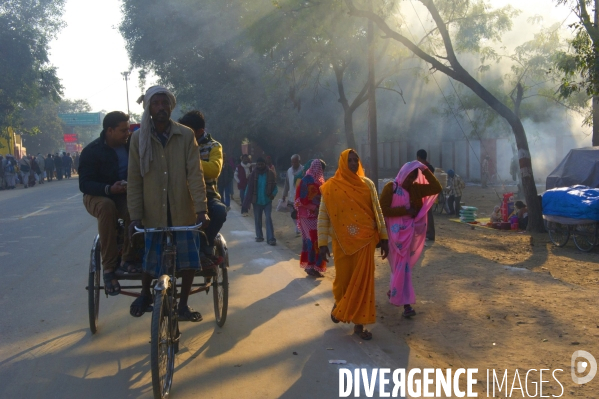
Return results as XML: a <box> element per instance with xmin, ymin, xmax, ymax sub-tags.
<box><xmin>426</xmin><ymin>207</ymin><xmax>435</xmax><ymax>240</ymax></box>
<box><xmin>200</xmin><ymin>197</ymin><xmax>227</xmax><ymax>254</ymax></box>
<box><xmin>447</xmin><ymin>195</ymin><xmax>462</xmax><ymax>216</ymax></box>
<box><xmin>219</xmin><ymin>181</ymin><xmax>233</xmax><ymax>207</ymax></box>
<box><xmin>253</xmin><ymin>201</ymin><xmax>275</xmax><ymax>242</ymax></box>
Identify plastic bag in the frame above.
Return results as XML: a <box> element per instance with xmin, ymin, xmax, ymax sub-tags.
<box><xmin>276</xmin><ymin>199</ymin><xmax>290</xmax><ymax>213</ymax></box>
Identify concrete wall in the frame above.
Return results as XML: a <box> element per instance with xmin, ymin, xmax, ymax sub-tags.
<box><xmin>369</xmin><ymin>135</ymin><xmax>588</xmax><ymax>183</ymax></box>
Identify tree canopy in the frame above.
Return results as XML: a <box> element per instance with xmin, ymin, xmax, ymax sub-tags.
<box><xmin>119</xmin><ymin>0</ymin><xmax>340</xmax><ymax>164</ymax></box>
<box><xmin>0</xmin><ymin>0</ymin><xmax>66</xmax><ymax>137</ymax></box>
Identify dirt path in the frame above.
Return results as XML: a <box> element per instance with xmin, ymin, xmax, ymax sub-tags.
<box><xmin>234</xmin><ymin>183</ymin><xmax>599</xmax><ymax>397</ymax></box>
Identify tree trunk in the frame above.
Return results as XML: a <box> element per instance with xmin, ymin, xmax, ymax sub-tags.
<box><xmin>334</xmin><ymin>63</ymin><xmax>367</xmax><ymax>150</ymax></box>
<box><xmin>367</xmin><ymin>11</ymin><xmax>378</xmax><ymax>188</ymax></box>
<box><xmin>593</xmin><ymin>96</ymin><xmax>599</xmax><ymax>146</ymax></box>
<box><xmin>594</xmin><ymin>1</ymin><xmax>599</xmax><ymax>146</ymax></box>
<box><xmin>344</xmin><ymin>0</ymin><xmax>545</xmax><ymax>231</ymax></box>
<box><xmin>343</xmin><ymin>110</ymin><xmax>357</xmax><ymax>149</ymax></box>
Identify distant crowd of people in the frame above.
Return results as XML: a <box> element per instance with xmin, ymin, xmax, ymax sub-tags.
<box><xmin>0</xmin><ymin>152</ymin><xmax>79</xmax><ymax>189</ymax></box>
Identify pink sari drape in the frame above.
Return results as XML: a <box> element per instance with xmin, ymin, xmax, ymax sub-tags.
<box><xmin>385</xmin><ymin>161</ymin><xmax>438</xmax><ymax>306</ymax></box>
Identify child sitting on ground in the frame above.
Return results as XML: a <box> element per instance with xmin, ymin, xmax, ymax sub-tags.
<box><xmin>515</xmin><ymin>201</ymin><xmax>528</xmax><ymax>230</ymax></box>
<box><xmin>490</xmin><ymin>205</ymin><xmax>502</xmax><ymax>223</ymax></box>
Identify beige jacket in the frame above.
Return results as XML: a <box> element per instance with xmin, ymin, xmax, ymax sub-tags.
<box><xmin>128</xmin><ymin>121</ymin><xmax>207</xmax><ymax>227</ymax></box>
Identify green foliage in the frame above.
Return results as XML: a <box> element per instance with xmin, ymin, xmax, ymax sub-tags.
<box><xmin>20</xmin><ymin>98</ymin><xmax>95</xmax><ymax>154</ymax></box>
<box><xmin>555</xmin><ymin>22</ymin><xmax>597</xmax><ymax>97</ymax></box>
<box><xmin>440</xmin><ymin>20</ymin><xmax>582</xmax><ymax>138</ymax></box>
<box><xmin>0</xmin><ymin>0</ymin><xmax>66</xmax><ymax>136</ymax></box>
<box><xmin>447</xmin><ymin>0</ymin><xmax>521</xmax><ymax>54</ymax></box>
<box><xmin>119</xmin><ymin>0</ymin><xmax>345</xmax><ymax>162</ymax></box>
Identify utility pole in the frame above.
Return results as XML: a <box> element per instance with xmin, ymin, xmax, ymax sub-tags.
<box><xmin>121</xmin><ymin>71</ymin><xmax>131</xmax><ymax>115</ymax></box>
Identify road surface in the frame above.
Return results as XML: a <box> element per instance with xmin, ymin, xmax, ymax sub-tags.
<box><xmin>0</xmin><ymin>179</ymin><xmax>430</xmax><ymax>398</ymax></box>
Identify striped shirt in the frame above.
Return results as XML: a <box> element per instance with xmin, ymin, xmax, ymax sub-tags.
<box><xmin>197</xmin><ymin>133</ymin><xmax>223</xmax><ymax>199</ymax></box>
<box><xmin>447</xmin><ymin>175</ymin><xmax>465</xmax><ymax>197</ymax></box>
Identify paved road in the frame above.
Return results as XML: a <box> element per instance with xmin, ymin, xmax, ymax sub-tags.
<box><xmin>0</xmin><ymin>180</ymin><xmax>430</xmax><ymax>398</ymax></box>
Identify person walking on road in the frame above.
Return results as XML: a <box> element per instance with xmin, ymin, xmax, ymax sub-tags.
<box><xmin>128</xmin><ymin>86</ymin><xmax>210</xmax><ymax>322</ymax></box>
<box><xmin>36</xmin><ymin>153</ymin><xmax>45</xmax><ymax>184</ymax></box>
<box><xmin>19</xmin><ymin>156</ymin><xmax>32</xmax><ymax>188</ymax></box>
<box><xmin>318</xmin><ymin>149</ymin><xmax>389</xmax><ymax>341</ymax></box>
<box><xmin>3</xmin><ymin>155</ymin><xmax>17</xmax><ymax>189</ymax></box>
<box><xmin>54</xmin><ymin>153</ymin><xmax>63</xmax><ymax>180</ymax></box>
<box><xmin>45</xmin><ymin>154</ymin><xmax>54</xmax><ymax>182</ymax></box>
<box><xmin>446</xmin><ymin>169</ymin><xmax>465</xmax><ymax>216</ymax></box>
<box><xmin>481</xmin><ymin>155</ymin><xmax>490</xmax><ymax>188</ymax></box>
<box><xmin>282</xmin><ymin>154</ymin><xmax>303</xmax><ymax>236</ymax></box>
<box><xmin>234</xmin><ymin>154</ymin><xmax>252</xmax><ymax>216</ymax></box>
<box><xmin>63</xmin><ymin>152</ymin><xmax>73</xmax><ymax>179</ymax></box>
<box><xmin>242</xmin><ymin>157</ymin><xmax>278</xmax><ymax>245</ymax></box>
<box><xmin>380</xmin><ymin>161</ymin><xmax>441</xmax><ymax>317</ymax></box>
<box><xmin>295</xmin><ymin>159</ymin><xmax>327</xmax><ymax>277</ymax></box>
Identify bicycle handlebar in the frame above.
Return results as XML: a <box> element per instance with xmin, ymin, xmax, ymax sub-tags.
<box><xmin>134</xmin><ymin>223</ymin><xmax>203</xmax><ymax>234</ymax></box>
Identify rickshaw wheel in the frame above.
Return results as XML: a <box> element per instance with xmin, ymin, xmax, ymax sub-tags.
<box><xmin>88</xmin><ymin>235</ymin><xmax>101</xmax><ymax>334</ymax></box>
<box><xmin>151</xmin><ymin>289</ymin><xmax>175</xmax><ymax>399</ymax></box>
<box><xmin>548</xmin><ymin>222</ymin><xmax>569</xmax><ymax>247</ymax></box>
<box><xmin>213</xmin><ymin>243</ymin><xmax>229</xmax><ymax>328</ymax></box>
<box><xmin>573</xmin><ymin>224</ymin><xmax>596</xmax><ymax>252</ymax></box>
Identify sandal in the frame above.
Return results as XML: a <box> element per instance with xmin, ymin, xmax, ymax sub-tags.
<box><xmin>130</xmin><ymin>295</ymin><xmax>152</xmax><ymax>317</ymax></box>
<box><xmin>353</xmin><ymin>324</ymin><xmax>373</xmax><ymax>340</ymax></box>
<box><xmin>121</xmin><ymin>261</ymin><xmax>142</xmax><ymax>274</ymax></box>
<box><xmin>178</xmin><ymin>306</ymin><xmax>203</xmax><ymax>322</ymax></box>
<box><xmin>402</xmin><ymin>306</ymin><xmax>416</xmax><ymax>318</ymax></box>
<box><xmin>331</xmin><ymin>304</ymin><xmax>340</xmax><ymax>324</ymax></box>
<box><xmin>103</xmin><ymin>271</ymin><xmax>121</xmax><ymax>296</ymax></box>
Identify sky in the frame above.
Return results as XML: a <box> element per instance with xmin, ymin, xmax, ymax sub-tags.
<box><xmin>48</xmin><ymin>0</ymin><xmax>157</xmax><ymax>114</ymax></box>
<box><xmin>48</xmin><ymin>0</ymin><xmax>574</xmax><ymax>114</ymax></box>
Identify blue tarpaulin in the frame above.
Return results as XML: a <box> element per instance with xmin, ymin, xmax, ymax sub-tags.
<box><xmin>542</xmin><ymin>186</ymin><xmax>599</xmax><ymax>221</ymax></box>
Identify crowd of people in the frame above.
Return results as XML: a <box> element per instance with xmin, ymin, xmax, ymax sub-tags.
<box><xmin>4</xmin><ymin>85</ymin><xmax>460</xmax><ymax>342</ymax></box>
<box><xmin>232</xmin><ymin>148</ymin><xmax>442</xmax><ymax>341</ymax></box>
<box><xmin>0</xmin><ymin>152</ymin><xmax>79</xmax><ymax>189</ymax></box>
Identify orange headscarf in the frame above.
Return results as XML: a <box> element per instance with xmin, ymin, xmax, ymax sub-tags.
<box><xmin>320</xmin><ymin>149</ymin><xmax>379</xmax><ymax>255</ymax></box>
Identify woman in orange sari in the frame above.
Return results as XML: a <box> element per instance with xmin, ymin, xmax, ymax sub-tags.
<box><xmin>318</xmin><ymin>149</ymin><xmax>389</xmax><ymax>340</ymax></box>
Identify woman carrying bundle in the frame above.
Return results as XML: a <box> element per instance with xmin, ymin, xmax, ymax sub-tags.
<box><xmin>380</xmin><ymin>161</ymin><xmax>441</xmax><ymax>317</ymax></box>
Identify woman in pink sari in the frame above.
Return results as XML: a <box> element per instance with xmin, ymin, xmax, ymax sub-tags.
<box><xmin>379</xmin><ymin>161</ymin><xmax>442</xmax><ymax>317</ymax></box>
<box><xmin>295</xmin><ymin>160</ymin><xmax>327</xmax><ymax>277</ymax></box>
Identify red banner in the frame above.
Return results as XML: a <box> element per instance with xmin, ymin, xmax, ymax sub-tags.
<box><xmin>63</xmin><ymin>133</ymin><xmax>78</xmax><ymax>143</ymax></box>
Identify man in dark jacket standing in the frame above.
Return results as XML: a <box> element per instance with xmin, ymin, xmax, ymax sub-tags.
<box><xmin>54</xmin><ymin>152</ymin><xmax>63</xmax><ymax>180</ymax></box>
<box><xmin>79</xmin><ymin>111</ymin><xmax>137</xmax><ymax>296</ymax></box>
<box><xmin>63</xmin><ymin>152</ymin><xmax>73</xmax><ymax>179</ymax></box>
<box><xmin>242</xmin><ymin>157</ymin><xmax>278</xmax><ymax>245</ymax></box>
<box><xmin>45</xmin><ymin>154</ymin><xmax>54</xmax><ymax>181</ymax></box>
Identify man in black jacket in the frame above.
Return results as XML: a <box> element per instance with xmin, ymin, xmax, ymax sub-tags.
<box><xmin>54</xmin><ymin>153</ymin><xmax>63</xmax><ymax>180</ymax></box>
<box><xmin>79</xmin><ymin>111</ymin><xmax>136</xmax><ymax>296</ymax></box>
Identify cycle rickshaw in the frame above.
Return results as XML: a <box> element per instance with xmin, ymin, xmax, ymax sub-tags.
<box><xmin>85</xmin><ymin>222</ymin><xmax>229</xmax><ymax>399</ymax></box>
<box><xmin>544</xmin><ymin>215</ymin><xmax>599</xmax><ymax>252</ymax></box>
